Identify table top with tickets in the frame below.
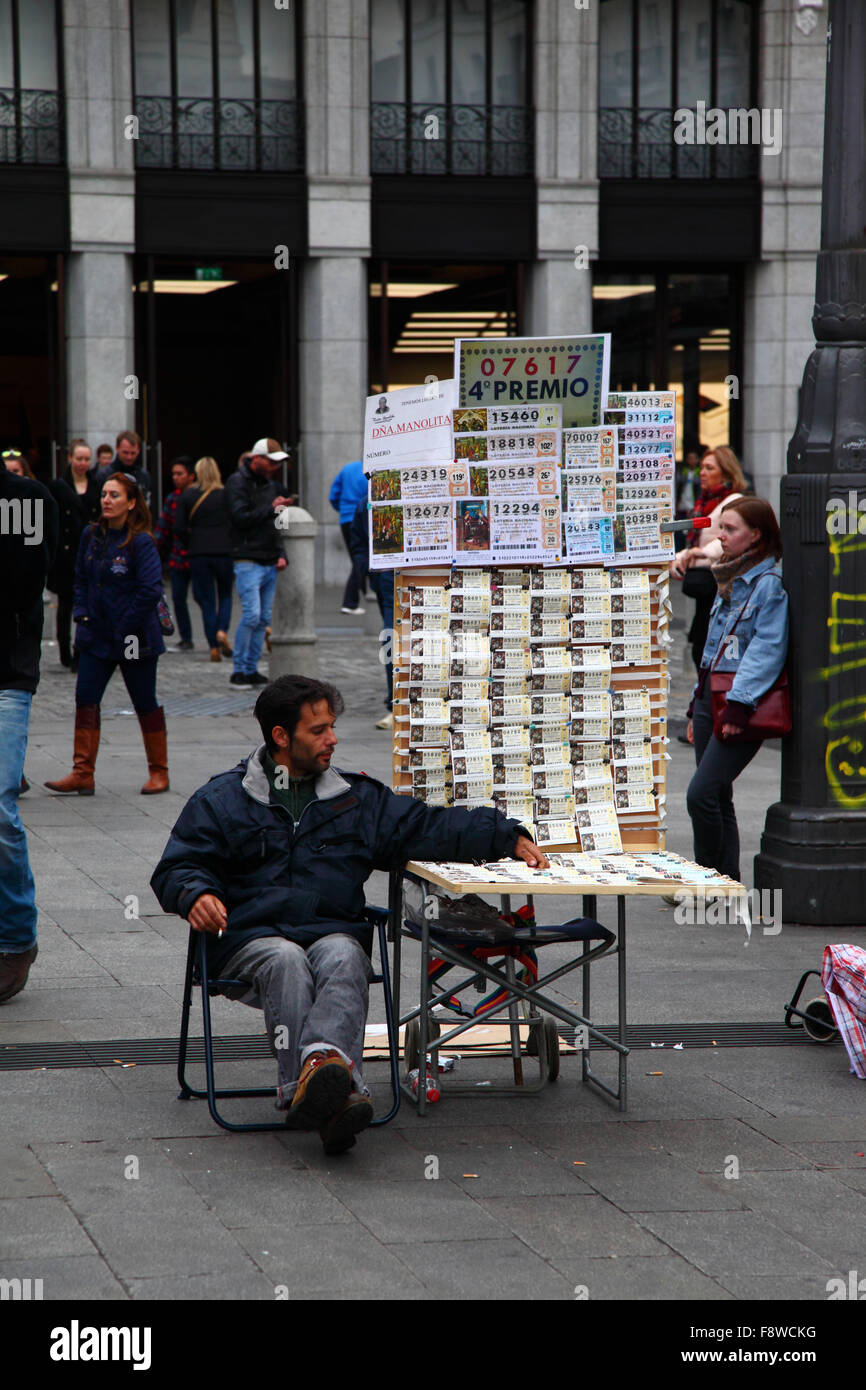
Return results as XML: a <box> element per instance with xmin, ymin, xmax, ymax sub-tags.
<box><xmin>404</xmin><ymin>850</ymin><xmax>746</xmax><ymax>898</ymax></box>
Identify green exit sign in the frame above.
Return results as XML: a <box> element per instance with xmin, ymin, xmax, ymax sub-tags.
<box><xmin>195</xmin><ymin>266</ymin><xmax>223</xmax><ymax>281</ymax></box>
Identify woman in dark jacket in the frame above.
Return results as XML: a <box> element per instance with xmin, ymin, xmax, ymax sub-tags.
<box><xmin>46</xmin><ymin>439</ymin><xmax>102</xmax><ymax>668</ymax></box>
<box><xmin>45</xmin><ymin>473</ymin><xmax>169</xmax><ymax>796</ymax></box>
<box><xmin>174</xmin><ymin>456</ymin><xmax>234</xmax><ymax>662</ymax></box>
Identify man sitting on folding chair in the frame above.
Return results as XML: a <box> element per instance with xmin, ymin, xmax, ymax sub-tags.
<box><xmin>151</xmin><ymin>675</ymin><xmax>547</xmax><ymax>1154</ymax></box>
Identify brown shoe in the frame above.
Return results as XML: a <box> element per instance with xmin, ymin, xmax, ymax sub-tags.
<box><xmin>319</xmin><ymin>1092</ymin><xmax>374</xmax><ymax>1155</ymax></box>
<box><xmin>44</xmin><ymin>706</ymin><xmax>100</xmax><ymax>794</ymax></box>
<box><xmin>264</xmin><ymin>625</ymin><xmax>272</xmax><ymax>653</ymax></box>
<box><xmin>216</xmin><ymin>630</ymin><xmax>233</xmax><ymax>658</ymax></box>
<box><xmin>0</xmin><ymin>944</ymin><xmax>38</xmax><ymax>1005</ymax></box>
<box><xmin>139</xmin><ymin>707</ymin><xmax>169</xmax><ymax>794</ymax></box>
<box><xmin>209</xmin><ymin>647</ymin><xmax>222</xmax><ymax>662</ymax></box>
<box><xmin>290</xmin><ymin>1049</ymin><xmax>352</xmax><ymax>1127</ymax></box>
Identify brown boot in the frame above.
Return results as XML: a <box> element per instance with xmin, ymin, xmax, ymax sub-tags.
<box><xmin>44</xmin><ymin>706</ymin><xmax>100</xmax><ymax>794</ymax></box>
<box><xmin>209</xmin><ymin>647</ymin><xmax>221</xmax><ymax>662</ymax></box>
<box><xmin>289</xmin><ymin>1050</ymin><xmax>352</xmax><ymax>1128</ymax></box>
<box><xmin>0</xmin><ymin>944</ymin><xmax>38</xmax><ymax>1004</ymax></box>
<box><xmin>139</xmin><ymin>707</ymin><xmax>169</xmax><ymax>794</ymax></box>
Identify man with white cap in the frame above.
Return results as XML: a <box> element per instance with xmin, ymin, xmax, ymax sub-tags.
<box><xmin>224</xmin><ymin>437</ymin><xmax>293</xmax><ymax>687</ymax></box>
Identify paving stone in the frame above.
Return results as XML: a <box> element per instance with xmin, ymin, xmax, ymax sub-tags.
<box><xmin>732</xmin><ymin>1170</ymin><xmax>866</xmax><ymax>1269</ymax></box>
<box><xmin>763</xmin><ymin>1140</ymin><xmax>866</xmax><ymax>1169</ymax></box>
<box><xmin>79</xmin><ymin>1211</ymin><xmax>252</xmax><ymax>1280</ymax></box>
<box><xmin>632</xmin><ymin>1210</ymin><xmax>840</xmax><ymax>1279</ymax></box>
<box><xmin>315</xmin><ymin>1176</ymin><xmax>512</xmax><ymax>1243</ymax></box>
<box><xmin>551</xmin><ymin>1254</ymin><xmax>734</xmax><ymax>1300</ymax></box>
<box><xmin>615</xmin><ymin>1118</ymin><xmax>811</xmax><ymax>1173</ymax></box>
<box><xmin>388</xmin><ymin>1236</ymin><xmax>575</xmax><ymax>1298</ymax></box>
<box><xmin>0</xmin><ymin>1255</ymin><xmax>128</xmax><ymax>1300</ymax></box>
<box><xmin>714</xmin><ymin>1271</ymin><xmax>841</xmax><ymax>1301</ymax></box>
<box><xmin>576</xmin><ymin>1154</ymin><xmax>748</xmax><ymax>1212</ymax></box>
<box><xmin>161</xmin><ymin>1134</ymin><xmax>305</xmax><ymax>1172</ymax></box>
<box><xmin>30</xmin><ymin>1139</ymin><xmax>204</xmax><ymax>1218</ymax></box>
<box><xmin>233</xmin><ymin>1222</ymin><xmax>428</xmax><ymax>1296</ymax></box>
<box><xmin>126</xmin><ymin>1270</ymin><xmax>275</xmax><ymax>1300</ymax></box>
<box><xmin>0</xmin><ymin>1196</ymin><xmax>97</xmax><ymax>1258</ymax></box>
<box><xmin>182</xmin><ymin>1169</ymin><xmax>354</xmax><ymax>1227</ymax></box>
<box><xmin>0</xmin><ymin>1146</ymin><xmax>58</xmax><ymax>1199</ymax></box>
<box><xmin>478</xmin><ymin>1193</ymin><xmax>673</xmax><ymax>1261</ymax></box>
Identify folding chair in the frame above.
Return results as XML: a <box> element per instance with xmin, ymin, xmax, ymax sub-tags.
<box><xmin>393</xmin><ymin>871</ymin><xmax>626</xmax><ymax>1112</ymax></box>
<box><xmin>176</xmin><ymin>906</ymin><xmax>401</xmax><ymax>1132</ymax></box>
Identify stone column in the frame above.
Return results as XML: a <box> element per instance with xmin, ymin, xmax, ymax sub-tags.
<box><xmin>63</xmin><ymin>1</ymin><xmax>136</xmax><ymax>451</ymax></box>
<box><xmin>270</xmin><ymin>508</ymin><xmax>318</xmax><ymax>679</ymax></box>
<box><xmin>300</xmin><ymin>0</ymin><xmax>371</xmax><ymax>585</ymax></box>
<box><xmin>742</xmin><ymin>0</ymin><xmax>826</xmax><ymax>499</ymax></box>
<box><xmin>524</xmin><ymin>0</ymin><xmax>597</xmax><ymax>336</ymax></box>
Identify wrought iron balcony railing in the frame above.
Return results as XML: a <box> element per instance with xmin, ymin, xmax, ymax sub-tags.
<box><xmin>0</xmin><ymin>88</ymin><xmax>63</xmax><ymax>164</ymax></box>
<box><xmin>371</xmin><ymin>101</ymin><xmax>533</xmax><ymax>176</ymax></box>
<box><xmin>134</xmin><ymin>95</ymin><xmax>304</xmax><ymax>172</ymax></box>
<box><xmin>599</xmin><ymin>107</ymin><xmax>760</xmax><ymax>179</ymax></box>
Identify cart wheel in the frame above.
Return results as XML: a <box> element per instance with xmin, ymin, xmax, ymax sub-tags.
<box><xmin>526</xmin><ymin>1020</ymin><xmax>540</xmax><ymax>1057</ymax></box>
<box><xmin>544</xmin><ymin>1017</ymin><xmax>560</xmax><ymax>1082</ymax></box>
<box><xmin>403</xmin><ymin>1018</ymin><xmax>441</xmax><ymax>1072</ymax></box>
<box><xmin>802</xmin><ymin>997</ymin><xmax>837</xmax><ymax>1043</ymax></box>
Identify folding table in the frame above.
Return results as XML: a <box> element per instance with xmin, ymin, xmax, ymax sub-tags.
<box><xmin>390</xmin><ymin>855</ymin><xmax>747</xmax><ymax>1113</ymax></box>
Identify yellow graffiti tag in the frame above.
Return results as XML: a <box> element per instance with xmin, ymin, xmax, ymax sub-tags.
<box><xmin>825</xmin><ymin>736</ymin><xmax>866</xmax><ymax>808</ymax></box>
<box><xmin>827</xmin><ymin>593</ymin><xmax>866</xmax><ymax>654</ymax></box>
<box><xmin>828</xmin><ymin>530</ymin><xmax>866</xmax><ymax>579</ymax></box>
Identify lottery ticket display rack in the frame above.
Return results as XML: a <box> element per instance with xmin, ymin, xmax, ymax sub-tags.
<box><xmin>390</xmin><ymin>561</ymin><xmax>671</xmax><ymax>852</ymax></box>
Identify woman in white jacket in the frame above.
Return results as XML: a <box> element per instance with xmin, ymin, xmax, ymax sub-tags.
<box><xmin>670</xmin><ymin>446</ymin><xmax>746</xmax><ymax>672</ymax></box>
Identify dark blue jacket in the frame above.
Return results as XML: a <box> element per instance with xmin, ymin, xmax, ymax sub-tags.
<box><xmin>151</xmin><ymin>746</ymin><xmax>528</xmax><ymax>976</ymax></box>
<box><xmin>73</xmin><ymin>524</ymin><xmax>165</xmax><ymax>661</ymax></box>
<box><xmin>349</xmin><ymin>498</ymin><xmax>381</xmax><ymax>599</ymax></box>
<box><xmin>0</xmin><ymin>464</ymin><xmax>58</xmax><ymax>693</ymax></box>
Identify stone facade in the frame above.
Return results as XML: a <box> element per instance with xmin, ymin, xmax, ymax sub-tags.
<box><xmin>55</xmin><ymin>0</ymin><xmax>827</xmax><ymax>572</ymax></box>
<box><xmin>63</xmin><ymin>0</ymin><xmax>136</xmax><ymax>451</ymax></box>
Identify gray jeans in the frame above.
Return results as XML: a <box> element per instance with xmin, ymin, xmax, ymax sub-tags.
<box><xmin>220</xmin><ymin>933</ymin><xmax>373</xmax><ymax>1105</ymax></box>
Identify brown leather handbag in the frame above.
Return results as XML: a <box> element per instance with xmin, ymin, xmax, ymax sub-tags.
<box><xmin>708</xmin><ymin>596</ymin><xmax>792</xmax><ymax>742</ymax></box>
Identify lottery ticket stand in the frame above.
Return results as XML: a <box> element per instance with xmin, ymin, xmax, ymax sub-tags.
<box><xmin>365</xmin><ymin>339</ymin><xmax>746</xmax><ymax>1111</ymax></box>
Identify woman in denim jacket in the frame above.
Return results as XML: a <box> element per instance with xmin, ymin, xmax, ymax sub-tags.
<box><xmin>685</xmin><ymin>498</ymin><xmax>788</xmax><ymax>879</ymax></box>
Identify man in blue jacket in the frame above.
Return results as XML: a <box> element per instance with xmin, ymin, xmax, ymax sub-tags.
<box><xmin>152</xmin><ymin>674</ymin><xmax>548</xmax><ymax>1154</ymax></box>
<box><xmin>329</xmin><ymin>459</ymin><xmax>368</xmax><ymax>614</ymax></box>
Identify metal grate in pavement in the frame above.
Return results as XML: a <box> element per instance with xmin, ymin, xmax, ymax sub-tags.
<box><xmin>0</xmin><ymin>1021</ymin><xmax>819</xmax><ymax>1072</ymax></box>
<box><xmin>569</xmin><ymin>1021</ymin><xmax>815</xmax><ymax>1050</ymax></box>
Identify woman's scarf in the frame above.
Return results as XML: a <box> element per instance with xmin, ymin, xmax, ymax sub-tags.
<box><xmin>687</xmin><ymin>484</ymin><xmax>733</xmax><ymax>547</ymax></box>
<box><xmin>710</xmin><ymin>544</ymin><xmax>765</xmax><ymax>603</ymax></box>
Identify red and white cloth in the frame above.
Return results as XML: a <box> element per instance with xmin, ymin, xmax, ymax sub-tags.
<box><xmin>822</xmin><ymin>944</ymin><xmax>866</xmax><ymax>1079</ymax></box>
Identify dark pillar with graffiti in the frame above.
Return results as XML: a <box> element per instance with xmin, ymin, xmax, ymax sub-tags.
<box><xmin>754</xmin><ymin>0</ymin><xmax>866</xmax><ymax>924</ymax></box>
